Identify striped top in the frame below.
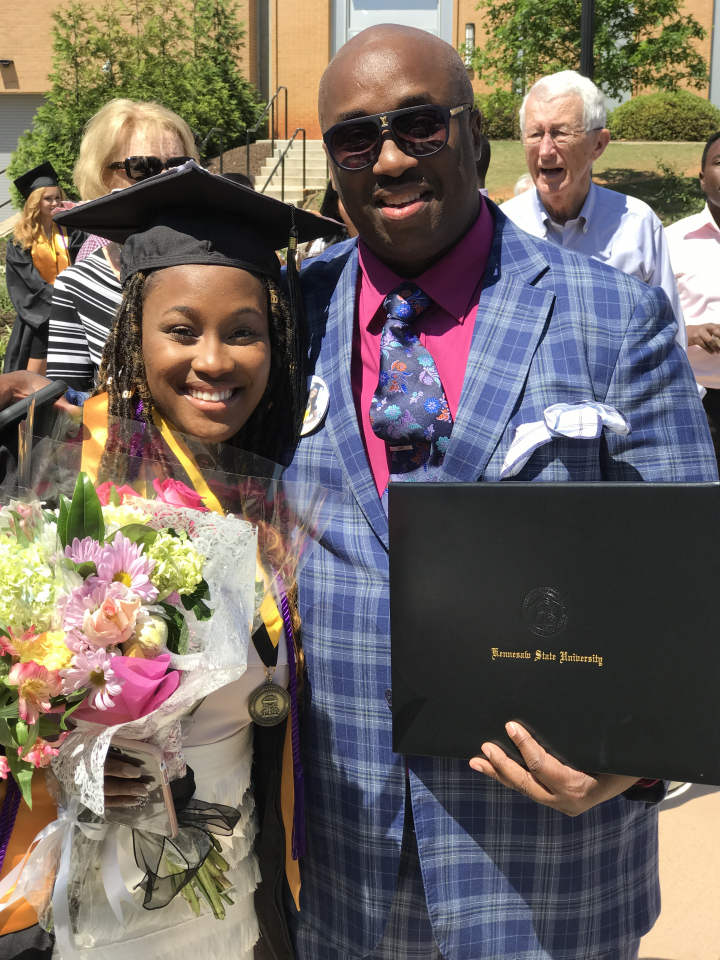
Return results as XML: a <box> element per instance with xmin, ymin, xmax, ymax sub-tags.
<box><xmin>46</xmin><ymin>250</ymin><xmax>122</xmax><ymax>391</ymax></box>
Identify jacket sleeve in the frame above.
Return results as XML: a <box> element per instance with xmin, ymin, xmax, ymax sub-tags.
<box><xmin>601</xmin><ymin>283</ymin><xmax>717</xmax><ymax>483</ymax></box>
<box><xmin>68</xmin><ymin>229</ymin><xmax>87</xmax><ymax>265</ymax></box>
<box><xmin>5</xmin><ymin>240</ymin><xmax>52</xmax><ymax>331</ymax></box>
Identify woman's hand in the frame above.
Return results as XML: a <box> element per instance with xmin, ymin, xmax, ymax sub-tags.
<box><xmin>104</xmin><ymin>753</ymin><xmax>148</xmax><ymax>807</ymax></box>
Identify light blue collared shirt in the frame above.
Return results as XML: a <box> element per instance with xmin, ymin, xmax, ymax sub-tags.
<box><xmin>501</xmin><ymin>182</ymin><xmax>686</xmax><ymax>348</ymax></box>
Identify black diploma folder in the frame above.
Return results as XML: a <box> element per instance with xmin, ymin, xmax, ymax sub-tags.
<box><xmin>389</xmin><ymin>482</ymin><xmax>720</xmax><ymax>784</ymax></box>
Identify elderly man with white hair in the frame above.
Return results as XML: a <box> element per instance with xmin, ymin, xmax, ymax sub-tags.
<box><xmin>501</xmin><ymin>70</ymin><xmax>686</xmax><ymax>347</ymax></box>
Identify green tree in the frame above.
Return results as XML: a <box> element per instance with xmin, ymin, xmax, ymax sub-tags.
<box><xmin>466</xmin><ymin>0</ymin><xmax>708</xmax><ymax>100</ymax></box>
<box><xmin>8</xmin><ymin>0</ymin><xmax>262</xmax><ymax>207</ymax></box>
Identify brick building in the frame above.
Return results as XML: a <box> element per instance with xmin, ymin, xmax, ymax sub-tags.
<box><xmin>2</xmin><ymin>0</ymin><xmax>720</xmax><ymax>206</ymax></box>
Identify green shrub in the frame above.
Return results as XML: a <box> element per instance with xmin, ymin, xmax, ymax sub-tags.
<box><xmin>475</xmin><ymin>91</ymin><xmax>522</xmax><ymax>140</ymax></box>
<box><xmin>608</xmin><ymin>91</ymin><xmax>720</xmax><ymax>142</ymax></box>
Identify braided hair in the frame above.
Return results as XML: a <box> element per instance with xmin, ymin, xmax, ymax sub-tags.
<box><xmin>93</xmin><ymin>267</ymin><xmax>306</xmax><ymax>483</ymax></box>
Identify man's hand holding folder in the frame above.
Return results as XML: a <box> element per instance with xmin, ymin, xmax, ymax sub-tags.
<box><xmin>470</xmin><ymin>722</ymin><xmax>641</xmax><ymax>816</ymax></box>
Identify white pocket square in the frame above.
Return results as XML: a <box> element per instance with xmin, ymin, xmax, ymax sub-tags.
<box><xmin>500</xmin><ymin>402</ymin><xmax>631</xmax><ymax>480</ymax></box>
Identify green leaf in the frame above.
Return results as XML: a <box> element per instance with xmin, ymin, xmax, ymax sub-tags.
<box><xmin>9</xmin><ymin>512</ymin><xmax>30</xmax><ymax>548</ymax></box>
<box><xmin>0</xmin><ymin>701</ymin><xmax>20</xmax><ymax>720</ymax></box>
<box><xmin>6</xmin><ymin>750</ymin><xmax>34</xmax><ymax>809</ymax></box>
<box><xmin>159</xmin><ymin>602</ymin><xmax>189</xmax><ymax>656</ymax></box>
<box><xmin>60</xmin><ymin>696</ymin><xmax>87</xmax><ymax>731</ymax></box>
<box><xmin>57</xmin><ymin>495</ymin><xmax>70</xmax><ymax>549</ymax></box>
<box><xmin>75</xmin><ymin>561</ymin><xmax>97</xmax><ymax>579</ymax></box>
<box><xmin>0</xmin><ymin>718</ymin><xmax>16</xmax><ymax>751</ymax></box>
<box><xmin>109</xmin><ymin>484</ymin><xmax>121</xmax><ymax>508</ymax></box>
<box><xmin>181</xmin><ymin>579</ymin><xmax>213</xmax><ymax>621</ymax></box>
<box><xmin>109</xmin><ymin>523</ymin><xmax>158</xmax><ymax>550</ymax></box>
<box><xmin>66</xmin><ymin>472</ymin><xmax>105</xmax><ymax>545</ymax></box>
<box><xmin>18</xmin><ymin>720</ymin><xmax>39</xmax><ymax>761</ymax></box>
<box><xmin>42</xmin><ymin>510</ymin><xmax>57</xmax><ymax>526</ymax></box>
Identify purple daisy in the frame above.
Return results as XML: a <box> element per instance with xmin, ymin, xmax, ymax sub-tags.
<box><xmin>61</xmin><ymin>647</ymin><xmax>123</xmax><ymax>709</ymax></box>
<box><xmin>96</xmin><ymin>532</ymin><xmax>157</xmax><ymax>601</ymax></box>
<box><xmin>65</xmin><ymin>537</ymin><xmax>104</xmax><ymax>566</ymax></box>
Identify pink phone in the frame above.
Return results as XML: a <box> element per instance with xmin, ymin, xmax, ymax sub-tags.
<box><xmin>104</xmin><ymin>737</ymin><xmax>179</xmax><ymax>839</ymax></box>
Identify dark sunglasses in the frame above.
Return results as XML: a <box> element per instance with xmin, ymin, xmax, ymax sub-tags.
<box><xmin>106</xmin><ymin>155</ymin><xmax>194</xmax><ymax>181</ymax></box>
<box><xmin>323</xmin><ymin>103</ymin><xmax>472</xmax><ymax>171</ymax></box>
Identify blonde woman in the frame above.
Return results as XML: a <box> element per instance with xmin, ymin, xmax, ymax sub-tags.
<box><xmin>45</xmin><ymin>99</ymin><xmax>197</xmax><ymax>394</ymax></box>
<box><xmin>4</xmin><ymin>163</ymin><xmax>85</xmax><ymax>375</ymax></box>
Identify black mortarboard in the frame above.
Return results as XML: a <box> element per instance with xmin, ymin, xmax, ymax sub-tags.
<box><xmin>54</xmin><ymin>161</ymin><xmax>340</xmax><ymax>284</ymax></box>
<box><xmin>14</xmin><ymin>161</ymin><xmax>60</xmax><ymax>200</ymax></box>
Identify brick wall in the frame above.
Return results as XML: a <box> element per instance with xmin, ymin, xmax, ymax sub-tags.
<box><xmin>271</xmin><ymin>0</ymin><xmax>331</xmax><ymax>139</ymax></box>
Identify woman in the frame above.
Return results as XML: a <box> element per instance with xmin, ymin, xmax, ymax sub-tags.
<box><xmin>45</xmin><ymin>162</ymin><xmax>333</xmax><ymax>960</ymax></box>
<box><xmin>45</xmin><ymin>99</ymin><xmax>197</xmax><ymax>395</ymax></box>
<box><xmin>4</xmin><ymin>163</ymin><xmax>85</xmax><ymax>374</ymax></box>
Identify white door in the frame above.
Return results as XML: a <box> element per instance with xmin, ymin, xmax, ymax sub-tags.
<box><xmin>332</xmin><ymin>0</ymin><xmax>453</xmax><ymax>53</ymax></box>
<box><xmin>0</xmin><ymin>95</ymin><xmax>46</xmax><ymax>211</ymax></box>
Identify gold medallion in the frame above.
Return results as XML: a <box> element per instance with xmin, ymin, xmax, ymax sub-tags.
<box><xmin>249</xmin><ymin>682</ymin><xmax>291</xmax><ymax>727</ymax></box>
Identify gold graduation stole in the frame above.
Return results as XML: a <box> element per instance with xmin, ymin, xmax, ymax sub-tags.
<box><xmin>31</xmin><ymin>224</ymin><xmax>70</xmax><ymax>285</ymax></box>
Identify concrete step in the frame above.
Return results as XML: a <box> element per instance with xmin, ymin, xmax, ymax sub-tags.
<box><xmin>261</xmin><ymin>177</ymin><xmax>328</xmax><ymax>190</ymax></box>
<box><xmin>259</xmin><ymin>160</ymin><xmax>328</xmax><ymax>177</ymax></box>
<box><xmin>262</xmin><ymin>187</ymin><xmax>306</xmax><ymax>205</ymax></box>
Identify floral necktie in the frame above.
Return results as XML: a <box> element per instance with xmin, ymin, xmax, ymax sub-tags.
<box><xmin>369</xmin><ymin>282</ymin><xmax>454</xmax><ymax>481</ymax></box>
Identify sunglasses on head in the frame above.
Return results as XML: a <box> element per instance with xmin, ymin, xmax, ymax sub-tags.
<box><xmin>106</xmin><ymin>156</ymin><xmax>194</xmax><ymax>181</ymax></box>
<box><xmin>323</xmin><ymin>103</ymin><xmax>472</xmax><ymax>172</ymax></box>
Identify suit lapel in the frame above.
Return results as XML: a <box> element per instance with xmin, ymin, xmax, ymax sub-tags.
<box><xmin>318</xmin><ymin>246</ymin><xmax>390</xmax><ymax>549</ymax></box>
<box><xmin>440</xmin><ymin>214</ymin><xmax>556</xmax><ymax>483</ymax></box>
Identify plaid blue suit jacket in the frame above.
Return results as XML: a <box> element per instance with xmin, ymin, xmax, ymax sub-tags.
<box><xmin>286</xmin><ymin>209</ymin><xmax>718</xmax><ymax>959</ymax></box>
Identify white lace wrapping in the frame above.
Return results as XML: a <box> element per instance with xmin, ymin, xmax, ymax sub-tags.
<box><xmin>51</xmin><ymin>504</ymin><xmax>258</xmax><ymax>815</ymax></box>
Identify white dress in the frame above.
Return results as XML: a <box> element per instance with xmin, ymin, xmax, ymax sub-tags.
<box><xmin>54</xmin><ymin>633</ymin><xmax>289</xmax><ymax>960</ymax></box>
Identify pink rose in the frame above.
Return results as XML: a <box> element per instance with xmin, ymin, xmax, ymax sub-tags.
<box><xmin>153</xmin><ymin>478</ymin><xmax>208</xmax><ymax>512</ymax></box>
<box><xmin>83</xmin><ymin>591</ymin><xmax>141</xmax><ymax>647</ymax></box>
<box><xmin>95</xmin><ymin>482</ymin><xmax>140</xmax><ymax>506</ymax></box>
<box><xmin>71</xmin><ymin>654</ymin><xmax>180</xmax><ymax>725</ymax></box>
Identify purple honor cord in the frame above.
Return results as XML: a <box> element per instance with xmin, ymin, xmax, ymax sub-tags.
<box><xmin>280</xmin><ymin>590</ymin><xmax>305</xmax><ymax>860</ymax></box>
<box><xmin>0</xmin><ymin>777</ymin><xmax>22</xmax><ymax>874</ymax></box>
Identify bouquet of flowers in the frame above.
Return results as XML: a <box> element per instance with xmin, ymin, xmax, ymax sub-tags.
<box><xmin>0</xmin><ymin>409</ymin><xmax>337</xmax><ymax>955</ymax></box>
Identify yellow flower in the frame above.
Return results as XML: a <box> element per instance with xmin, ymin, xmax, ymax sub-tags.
<box><xmin>13</xmin><ymin>630</ymin><xmax>73</xmax><ymax>672</ymax></box>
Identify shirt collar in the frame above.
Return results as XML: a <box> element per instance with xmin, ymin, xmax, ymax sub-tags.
<box><xmin>698</xmin><ymin>204</ymin><xmax>720</xmax><ymax>235</ymax></box>
<box><xmin>357</xmin><ymin>195</ymin><xmax>494</xmax><ymax>329</ymax></box>
<box><xmin>533</xmin><ymin>180</ymin><xmax>596</xmax><ymax>235</ymax></box>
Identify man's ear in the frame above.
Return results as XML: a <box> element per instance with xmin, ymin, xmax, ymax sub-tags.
<box><xmin>591</xmin><ymin>128</ymin><xmax>611</xmax><ymax>163</ymax></box>
<box><xmin>700</xmin><ymin>167</ymin><xmax>707</xmax><ymax>194</ymax></box>
<box><xmin>470</xmin><ymin>109</ymin><xmax>483</xmax><ymax>162</ymax></box>
<box><xmin>322</xmin><ymin>143</ymin><xmax>338</xmax><ymax>192</ymax></box>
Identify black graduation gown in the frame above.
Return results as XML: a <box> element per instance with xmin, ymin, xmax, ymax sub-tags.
<box><xmin>3</xmin><ymin>229</ymin><xmax>85</xmax><ymax>373</ymax></box>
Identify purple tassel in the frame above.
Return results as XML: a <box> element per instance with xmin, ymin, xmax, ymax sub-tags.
<box><xmin>0</xmin><ymin>778</ymin><xmax>22</xmax><ymax>874</ymax></box>
<box><xmin>280</xmin><ymin>590</ymin><xmax>305</xmax><ymax>859</ymax></box>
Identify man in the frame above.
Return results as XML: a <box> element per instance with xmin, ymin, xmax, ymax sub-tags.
<box><xmin>500</xmin><ymin>70</ymin><xmax>686</xmax><ymax>348</ymax></box>
<box><xmin>476</xmin><ymin>132</ymin><xmax>490</xmax><ymax>197</ymax></box>
<box><xmin>665</xmin><ymin>132</ymin><xmax>720</xmax><ymax>437</ymax></box>
<box><xmin>286</xmin><ymin>25</ymin><xmax>715</xmax><ymax>960</ymax></box>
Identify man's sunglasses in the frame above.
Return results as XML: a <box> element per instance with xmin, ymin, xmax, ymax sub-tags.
<box><xmin>323</xmin><ymin>103</ymin><xmax>472</xmax><ymax>171</ymax></box>
<box><xmin>106</xmin><ymin>156</ymin><xmax>194</xmax><ymax>181</ymax></box>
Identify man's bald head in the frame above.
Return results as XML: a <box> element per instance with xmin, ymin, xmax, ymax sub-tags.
<box><xmin>319</xmin><ymin>25</ymin><xmax>473</xmax><ymax>129</ymax></box>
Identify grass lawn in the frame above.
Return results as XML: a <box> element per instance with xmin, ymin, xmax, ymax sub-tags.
<box><xmin>486</xmin><ymin>141</ymin><xmax>706</xmax><ymax>224</ymax></box>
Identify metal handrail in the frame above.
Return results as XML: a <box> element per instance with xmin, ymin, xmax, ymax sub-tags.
<box><xmin>246</xmin><ymin>86</ymin><xmax>288</xmax><ymax>178</ymax></box>
<box><xmin>200</xmin><ymin>127</ymin><xmax>224</xmax><ymax>173</ymax></box>
<box><xmin>260</xmin><ymin>127</ymin><xmax>305</xmax><ymax>203</ymax></box>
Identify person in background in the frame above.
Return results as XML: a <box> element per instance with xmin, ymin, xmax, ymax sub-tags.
<box><xmin>302</xmin><ymin>181</ymin><xmax>357</xmax><ymax>259</ymax></box>
<box><xmin>665</xmin><ymin>131</ymin><xmax>720</xmax><ymax>448</ymax></box>
<box><xmin>45</xmin><ymin>99</ymin><xmax>197</xmax><ymax>396</ymax></box>
<box><xmin>222</xmin><ymin>171</ymin><xmax>255</xmax><ymax>189</ymax></box>
<box><xmin>4</xmin><ymin>163</ymin><xmax>85</xmax><ymax>375</ymax></box>
<box><xmin>476</xmin><ymin>133</ymin><xmax>490</xmax><ymax>197</ymax></box>
<box><xmin>513</xmin><ymin>172</ymin><xmax>533</xmax><ymax>196</ymax></box>
<box><xmin>501</xmin><ymin>70</ymin><xmax>686</xmax><ymax>348</ymax></box>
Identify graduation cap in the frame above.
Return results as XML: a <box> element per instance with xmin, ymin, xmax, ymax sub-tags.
<box><xmin>14</xmin><ymin>161</ymin><xmax>60</xmax><ymax>200</ymax></box>
<box><xmin>54</xmin><ymin>160</ymin><xmax>340</xmax><ymax>284</ymax></box>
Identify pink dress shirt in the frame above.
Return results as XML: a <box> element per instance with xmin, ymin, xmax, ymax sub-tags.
<box><xmin>352</xmin><ymin>196</ymin><xmax>495</xmax><ymax>495</ymax></box>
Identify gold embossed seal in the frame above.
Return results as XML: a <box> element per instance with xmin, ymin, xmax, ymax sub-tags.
<box><xmin>249</xmin><ymin>682</ymin><xmax>291</xmax><ymax>726</ymax></box>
